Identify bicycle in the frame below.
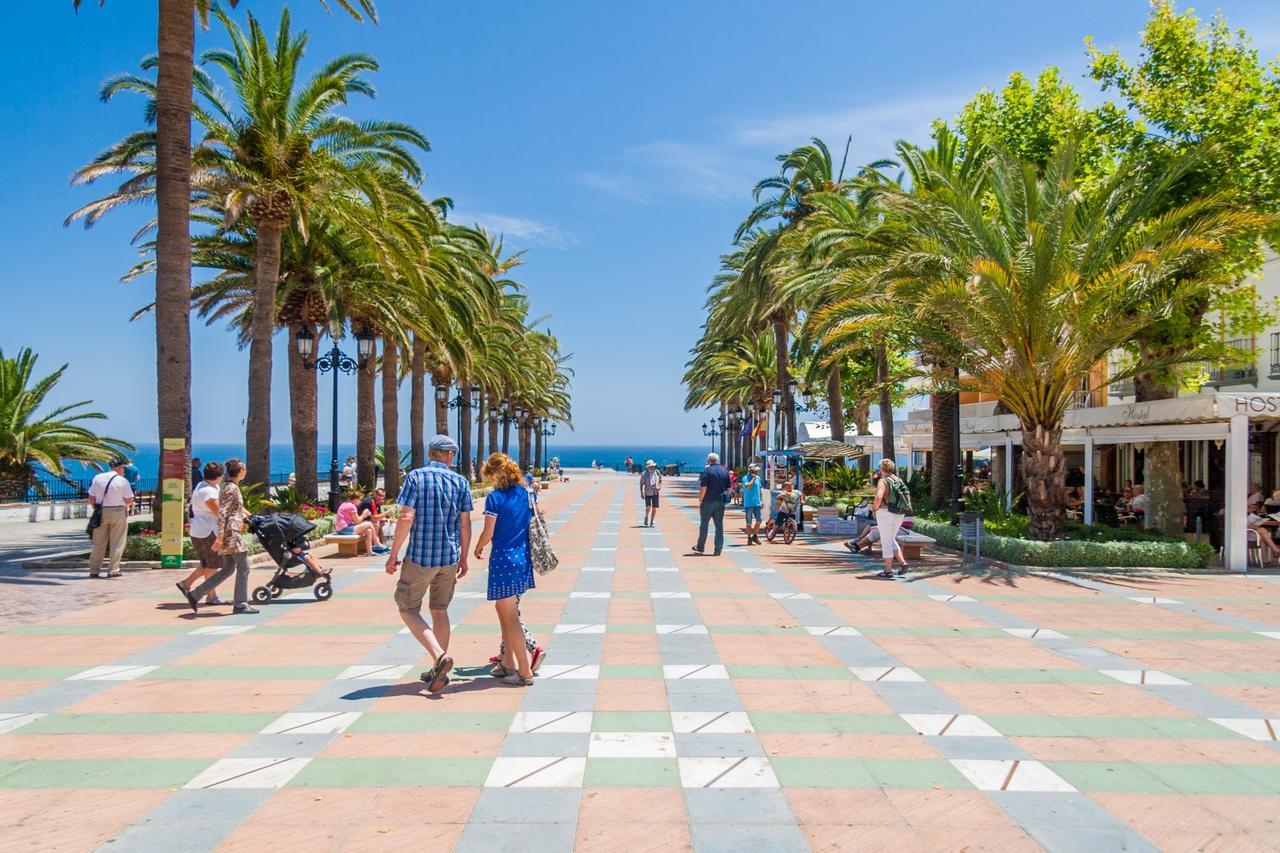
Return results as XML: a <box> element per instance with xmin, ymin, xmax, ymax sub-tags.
<box><xmin>764</xmin><ymin>511</ymin><xmax>797</xmax><ymax>544</ymax></box>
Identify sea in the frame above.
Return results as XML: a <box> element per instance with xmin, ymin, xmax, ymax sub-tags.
<box><xmin>50</xmin><ymin>443</ymin><xmax>714</xmax><ymax>484</ymax></box>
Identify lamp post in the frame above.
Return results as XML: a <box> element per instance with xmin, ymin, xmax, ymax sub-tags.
<box><xmin>442</xmin><ymin>383</ymin><xmax>481</xmax><ymax>473</ymax></box>
<box><xmin>539</xmin><ymin>419</ymin><xmax>557</xmax><ymax>466</ymax></box>
<box><xmin>297</xmin><ymin>326</ymin><xmax>375</xmax><ymax>511</ymax></box>
<box><xmin>702</xmin><ymin>420</ymin><xmax>722</xmax><ymax>453</ymax></box>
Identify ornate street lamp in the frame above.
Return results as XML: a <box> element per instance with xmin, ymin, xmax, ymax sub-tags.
<box><xmin>297</xmin><ymin>326</ymin><xmax>373</xmax><ymax>510</ymax></box>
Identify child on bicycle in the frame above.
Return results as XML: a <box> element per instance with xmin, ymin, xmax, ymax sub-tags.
<box><xmin>767</xmin><ymin>480</ymin><xmax>803</xmax><ymax>541</ymax></box>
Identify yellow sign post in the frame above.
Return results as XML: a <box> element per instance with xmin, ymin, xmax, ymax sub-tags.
<box><xmin>160</xmin><ymin>438</ymin><xmax>187</xmax><ymax>569</ymax></box>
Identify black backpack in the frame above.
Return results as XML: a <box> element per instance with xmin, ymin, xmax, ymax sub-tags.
<box><xmin>884</xmin><ymin>474</ymin><xmax>912</xmax><ymax>515</ymax></box>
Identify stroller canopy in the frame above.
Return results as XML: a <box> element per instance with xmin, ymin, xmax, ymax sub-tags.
<box><xmin>248</xmin><ymin>512</ymin><xmax>317</xmax><ymax>568</ymax></box>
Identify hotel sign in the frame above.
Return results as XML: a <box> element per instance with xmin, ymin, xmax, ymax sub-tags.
<box><xmin>1218</xmin><ymin>394</ymin><xmax>1280</xmax><ymax>416</ymax></box>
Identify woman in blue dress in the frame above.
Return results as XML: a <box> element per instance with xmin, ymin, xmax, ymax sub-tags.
<box><xmin>473</xmin><ymin>452</ymin><xmax>536</xmax><ymax>685</ymax></box>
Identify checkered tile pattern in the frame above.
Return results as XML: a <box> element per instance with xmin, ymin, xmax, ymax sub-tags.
<box><xmin>2</xmin><ymin>474</ymin><xmax>1280</xmax><ymax>851</ymax></box>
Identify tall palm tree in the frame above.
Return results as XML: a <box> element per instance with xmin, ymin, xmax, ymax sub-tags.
<box><xmin>73</xmin><ymin>0</ymin><xmax>376</xmax><ymax>522</ymax></box>
<box><xmin>0</xmin><ymin>348</ymin><xmax>135</xmax><ymax>501</ymax></box>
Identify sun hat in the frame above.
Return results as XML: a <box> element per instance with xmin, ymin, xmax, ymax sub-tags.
<box><xmin>748</xmin><ymin>463</ymin><xmax>759</xmax><ymax>471</ymax></box>
<box><xmin>428</xmin><ymin>434</ymin><xmax>459</xmax><ymax>452</ymax></box>
<box><xmin>645</xmin><ymin>459</ymin><xmax>657</xmax><ymax>467</ymax></box>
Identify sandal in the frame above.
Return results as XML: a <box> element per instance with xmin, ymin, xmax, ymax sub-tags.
<box><xmin>419</xmin><ymin>655</ymin><xmax>453</xmax><ymax>693</ymax></box>
<box><xmin>501</xmin><ymin>672</ymin><xmax>534</xmax><ymax>686</ymax></box>
<box><xmin>876</xmin><ymin>570</ymin><xmax>894</xmax><ymax>578</ymax></box>
<box><xmin>490</xmin><ymin>664</ymin><xmax>511</xmax><ymax>678</ymax></box>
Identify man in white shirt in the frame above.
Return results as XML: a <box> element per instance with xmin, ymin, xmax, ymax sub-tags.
<box><xmin>1130</xmin><ymin>485</ymin><xmax>1149</xmax><ymax>516</ymax></box>
<box><xmin>88</xmin><ymin>458</ymin><xmax>135</xmax><ymax>578</ymax></box>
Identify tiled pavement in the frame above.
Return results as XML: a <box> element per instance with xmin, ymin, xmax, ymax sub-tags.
<box><xmin>2</xmin><ymin>475</ymin><xmax>1280</xmax><ymax>851</ymax></box>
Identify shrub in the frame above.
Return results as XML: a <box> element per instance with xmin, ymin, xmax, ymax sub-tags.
<box><xmin>908</xmin><ymin>517</ymin><xmax>1213</xmax><ymax>569</ymax></box>
<box><xmin>123</xmin><ymin>515</ymin><xmax>335</xmax><ymax>562</ymax></box>
<box><xmin>271</xmin><ymin>485</ymin><xmax>310</xmax><ymax>513</ymax></box>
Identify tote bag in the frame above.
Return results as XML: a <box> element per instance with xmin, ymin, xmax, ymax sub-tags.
<box><xmin>527</xmin><ymin>489</ymin><xmax>559</xmax><ymax>575</ymax></box>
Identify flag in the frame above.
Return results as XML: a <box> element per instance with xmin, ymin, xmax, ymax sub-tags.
<box><xmin>753</xmin><ymin>415</ymin><xmax>768</xmax><ymax>437</ymax></box>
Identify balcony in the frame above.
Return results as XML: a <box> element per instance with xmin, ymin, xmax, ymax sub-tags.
<box><xmin>1067</xmin><ymin>384</ymin><xmax>1106</xmax><ymax>410</ymax></box>
<box><xmin>1206</xmin><ymin>338</ymin><xmax>1258</xmax><ymax>388</ymax></box>
<box><xmin>1270</xmin><ymin>332</ymin><xmax>1280</xmax><ymax>380</ymax></box>
<box><xmin>1110</xmin><ymin>379</ymin><xmax>1135</xmax><ymax>398</ymax></box>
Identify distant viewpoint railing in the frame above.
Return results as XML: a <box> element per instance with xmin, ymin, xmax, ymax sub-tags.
<box><xmin>11</xmin><ymin>471</ymin><xmax>307</xmax><ymax>504</ymax></box>
<box><xmin>591</xmin><ymin>462</ymin><xmax>693</xmax><ymax>475</ymax></box>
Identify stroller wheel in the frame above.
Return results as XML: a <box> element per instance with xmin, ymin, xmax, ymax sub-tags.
<box><xmin>251</xmin><ymin>586</ymin><xmax>271</xmax><ymax>604</ymax></box>
<box><xmin>314</xmin><ymin>581</ymin><xmax>333</xmax><ymax>601</ymax></box>
<box><xmin>269</xmin><ymin>585</ymin><xmax>283</xmax><ymax>599</ymax></box>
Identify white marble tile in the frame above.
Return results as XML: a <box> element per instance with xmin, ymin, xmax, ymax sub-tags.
<box><xmin>570</xmin><ymin>591</ymin><xmax>611</xmax><ymax>599</ymax></box>
<box><xmin>1099</xmin><ymin>669</ymin><xmax>1189</xmax><ymax>686</ymax></box>
<box><xmin>510</xmin><ymin>711</ymin><xmax>593</xmax><ymax>734</ymax></box>
<box><xmin>650</xmin><ymin>592</ymin><xmax>691</xmax><ymax>599</ymax></box>
<box><xmin>949</xmin><ymin>759</ymin><xmax>1075</xmax><ymax>792</ymax></box>
<box><xmin>849</xmin><ymin>666</ymin><xmax>923</xmax><ymax>683</ymax></box>
<box><xmin>0</xmin><ymin>712</ymin><xmax>45</xmax><ymax>735</ymax></box>
<box><xmin>484</xmin><ymin>756</ymin><xmax>586</xmax><ymax>788</ymax></box>
<box><xmin>553</xmin><ymin>624</ymin><xmax>606</xmax><ymax>635</ymax></box>
<box><xmin>336</xmin><ymin>664</ymin><xmax>413</xmax><ymax>681</ymax></box>
<box><xmin>1209</xmin><ymin>718</ymin><xmax>1280</xmax><ymax>741</ymax></box>
<box><xmin>588</xmin><ymin>732</ymin><xmax>676</xmax><ymax>758</ymax></box>
<box><xmin>582</xmin><ymin>567</ymin><xmax>615</xmax><ymax>573</ymax></box>
<box><xmin>189</xmin><ymin>624</ymin><xmax>256</xmax><ymax>636</ymax></box>
<box><xmin>646</xmin><ymin>566</ymin><xmax>680</xmax><ymax>572</ymax></box>
<box><xmin>67</xmin><ymin>664</ymin><xmax>159</xmax><ymax>682</ymax></box>
<box><xmin>1126</xmin><ymin>596</ymin><xmax>1181</xmax><ymax>605</ymax></box>
<box><xmin>900</xmin><ymin>713</ymin><xmax>1001</xmax><ymax>737</ymax></box>
<box><xmin>678</xmin><ymin>756</ymin><xmax>779</xmax><ymax>788</ymax></box>
<box><xmin>536</xmin><ymin>664</ymin><xmax>600</xmax><ymax>680</ymax></box>
<box><xmin>1002</xmin><ymin>628</ymin><xmax>1067</xmax><ymax>639</ymax></box>
<box><xmin>927</xmin><ymin>594</ymin><xmax>976</xmax><ymax>603</ymax></box>
<box><xmin>260</xmin><ymin>712</ymin><xmax>361</xmax><ymax>735</ymax></box>
<box><xmin>184</xmin><ymin>757</ymin><xmax>312</xmax><ymax>790</ymax></box>
<box><xmin>655</xmin><ymin>624</ymin><xmax>709</xmax><ymax>635</ymax></box>
<box><xmin>663</xmin><ymin>664</ymin><xmax>729</xmax><ymax>680</ymax></box>
<box><xmin>804</xmin><ymin>626</ymin><xmax>862</xmax><ymax>637</ymax></box>
<box><xmin>671</xmin><ymin>711</ymin><xmax>754</xmax><ymax>734</ymax></box>
<box><xmin>768</xmin><ymin>592</ymin><xmax>813</xmax><ymax>600</ymax></box>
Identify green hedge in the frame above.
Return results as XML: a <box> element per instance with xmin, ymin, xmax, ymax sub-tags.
<box><xmin>123</xmin><ymin>516</ymin><xmax>336</xmax><ymax>562</ymax></box>
<box><xmin>908</xmin><ymin>517</ymin><xmax>1213</xmax><ymax>570</ymax></box>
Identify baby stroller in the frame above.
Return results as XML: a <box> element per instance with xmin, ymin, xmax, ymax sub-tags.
<box><xmin>247</xmin><ymin>512</ymin><xmax>333</xmax><ymax>603</ymax></box>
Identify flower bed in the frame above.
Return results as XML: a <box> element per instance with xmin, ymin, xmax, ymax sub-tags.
<box><xmin>123</xmin><ymin>515</ymin><xmax>336</xmax><ymax>562</ymax></box>
<box><xmin>908</xmin><ymin>517</ymin><xmax>1214</xmax><ymax>570</ymax></box>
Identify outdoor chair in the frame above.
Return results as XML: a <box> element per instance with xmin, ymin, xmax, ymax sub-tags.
<box><xmin>1246</xmin><ymin>528</ymin><xmax>1263</xmax><ymax>568</ymax></box>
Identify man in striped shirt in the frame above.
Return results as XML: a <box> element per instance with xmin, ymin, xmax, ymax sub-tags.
<box><xmin>385</xmin><ymin>435</ymin><xmax>474</xmax><ymax>692</ymax></box>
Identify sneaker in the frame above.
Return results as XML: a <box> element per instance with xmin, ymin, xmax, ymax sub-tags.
<box><xmin>89</xmin><ymin>572</ymin><xmax>102</xmax><ymax>579</ymax></box>
<box><xmin>371</xmin><ymin>545</ymin><xmax>391</xmax><ymax>555</ymax></box>
<box><xmin>690</xmin><ymin>545</ymin><xmax>704</xmax><ymax>553</ymax></box>
<box><xmin>530</xmin><ymin>646</ymin><xmax>546</xmax><ymax>674</ymax></box>
<box><xmin>232</xmin><ymin>604</ymin><xmax>260</xmax><ymax>614</ymax></box>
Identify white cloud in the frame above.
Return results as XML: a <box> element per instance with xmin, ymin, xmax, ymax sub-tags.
<box><xmin>580</xmin><ymin>140</ymin><xmax>761</xmax><ymax>204</ymax></box>
<box><xmin>729</xmin><ymin>93</ymin><xmax>970</xmax><ymax>151</ymax></box>
<box><xmin>452</xmin><ymin>211</ymin><xmax>576</xmax><ymax>249</ymax></box>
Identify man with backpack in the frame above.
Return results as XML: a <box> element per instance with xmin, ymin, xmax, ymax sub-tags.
<box><xmin>872</xmin><ymin>459</ymin><xmax>911</xmax><ymax>578</ymax></box>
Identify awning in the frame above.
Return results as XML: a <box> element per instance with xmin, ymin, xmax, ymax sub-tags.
<box><xmin>786</xmin><ymin>439</ymin><xmax>866</xmax><ymax>459</ymax></box>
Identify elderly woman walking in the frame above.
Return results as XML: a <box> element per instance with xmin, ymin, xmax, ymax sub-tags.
<box><xmin>180</xmin><ymin>459</ymin><xmax>258</xmax><ymax>614</ymax></box>
<box><xmin>473</xmin><ymin>452</ymin><xmax>536</xmax><ymax>686</ymax></box>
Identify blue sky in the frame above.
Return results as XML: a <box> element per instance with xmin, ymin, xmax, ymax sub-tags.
<box><xmin>6</xmin><ymin>1</ymin><xmax>1279</xmax><ymax>447</ymax></box>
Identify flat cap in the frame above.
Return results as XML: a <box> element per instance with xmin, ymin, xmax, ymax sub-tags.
<box><xmin>429</xmin><ymin>434</ymin><xmax>459</xmax><ymax>452</ymax></box>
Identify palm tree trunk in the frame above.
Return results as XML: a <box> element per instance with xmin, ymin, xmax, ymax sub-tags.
<box><xmin>154</xmin><ymin>0</ymin><xmax>195</xmax><ymax>530</ymax></box>
<box><xmin>535</xmin><ymin>424</ymin><xmax>544</xmax><ymax>470</ymax></box>
<box><xmin>851</xmin><ymin>400</ymin><xmax>871</xmax><ymax>472</ymax></box>
<box><xmin>356</xmin><ymin>342</ymin><xmax>376</xmax><ymax>490</ymax></box>
<box><xmin>875</xmin><ymin>346</ymin><xmax>895</xmax><ymax>466</ymax></box>
<box><xmin>1135</xmin><ymin>372</ymin><xmax>1184</xmax><ymax>536</ymax></box>
<box><xmin>719</xmin><ymin>401</ymin><xmax>727</xmax><ymax>462</ymax></box>
<box><xmin>410</xmin><ymin>335</ymin><xmax>425</xmax><ymax>470</ymax></box>
<box><xmin>772</xmin><ymin>315</ymin><xmax>793</xmax><ymax>445</ymax></box>
<box><xmin>381</xmin><ymin>338</ymin><xmax>400</xmax><ymax>498</ymax></box>
<box><xmin>827</xmin><ymin>365</ymin><xmax>845</xmax><ymax>442</ymax></box>
<box><xmin>488</xmin><ymin>404</ymin><xmax>499</xmax><ymax>459</ymax></box>
<box><xmin>288</xmin><ymin>323</ymin><xmax>318</xmax><ymax>499</ymax></box>
<box><xmin>1022</xmin><ymin>422</ymin><xmax>1065</xmax><ymax>541</ymax></box>
<box><xmin>245</xmin><ymin>219</ymin><xmax>283</xmax><ymax>489</ymax></box>
<box><xmin>459</xmin><ymin>384</ymin><xmax>473</xmax><ymax>479</ymax></box>
<box><xmin>475</xmin><ymin>392</ymin><xmax>487</xmax><ymax>472</ymax></box>
<box><xmin>432</xmin><ymin>370</ymin><xmax>450</xmax><ymax>435</ymax></box>
<box><xmin>930</xmin><ymin>369</ymin><xmax>957</xmax><ymax>511</ymax></box>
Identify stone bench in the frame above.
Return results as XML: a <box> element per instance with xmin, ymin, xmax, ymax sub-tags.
<box><xmin>896</xmin><ymin>532</ymin><xmax>936</xmax><ymax>560</ymax></box>
<box><xmin>324</xmin><ymin>534</ymin><xmax>367</xmax><ymax>558</ymax></box>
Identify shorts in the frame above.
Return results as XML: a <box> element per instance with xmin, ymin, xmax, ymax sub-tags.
<box><xmin>337</xmin><ymin>525</ymin><xmax>356</xmax><ymax>536</ymax></box>
<box><xmin>394</xmin><ymin>559</ymin><xmax>459</xmax><ymax>612</ymax></box>
<box><xmin>744</xmin><ymin>506</ymin><xmax>762</xmax><ymax>525</ymax></box>
<box><xmin>644</xmin><ymin>494</ymin><xmax>660</xmax><ymax>508</ymax></box>
<box><xmin>192</xmin><ymin>533</ymin><xmax>220</xmax><ymax>569</ymax></box>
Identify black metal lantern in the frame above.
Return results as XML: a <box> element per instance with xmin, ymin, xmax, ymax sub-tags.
<box><xmin>294</xmin><ymin>327</ymin><xmax>315</xmax><ymax>359</ymax></box>
<box><xmin>354</xmin><ymin>326</ymin><xmax>376</xmax><ymax>363</ymax></box>
<box><xmin>434</xmin><ymin>385</ymin><xmax>449</xmax><ymax>404</ymax></box>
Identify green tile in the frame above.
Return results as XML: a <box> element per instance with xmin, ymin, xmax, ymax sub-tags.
<box><xmin>1232</xmin><ymin>764</ymin><xmax>1280</xmax><ymax>794</ymax></box>
<box><xmin>351</xmin><ymin>712</ymin><xmax>514</xmax><ymax>733</ymax></box>
<box><xmin>726</xmin><ymin>666</ymin><xmax>796</xmax><ymax>680</ymax></box>
<box><xmin>1148</xmin><ymin>718</ymin><xmax>1245</xmax><ymax>740</ymax></box>
<box><xmin>1047</xmin><ymin>762</ymin><xmax>1175</xmax><ymax>793</ymax></box>
<box><xmin>979</xmin><ymin>716</ymin><xmax>1078</xmax><ymax>737</ymax></box>
<box><xmin>1065</xmin><ymin>718</ymin><xmax>1165</xmax><ymax>738</ymax></box>
<box><xmin>0</xmin><ymin>666</ymin><xmax>80</xmax><ymax>680</ymax></box>
<box><xmin>386</xmin><ymin>757</ymin><xmax>492</xmax><ymax>787</ymax></box>
<box><xmin>21</xmin><ymin>712</ymin><xmax>275</xmax><ymax>735</ymax></box>
<box><xmin>771</xmin><ymin>757</ymin><xmax>874</xmax><ymax>787</ymax></box>
<box><xmin>863</xmin><ymin>758</ymin><xmax>972</xmax><ymax>789</ymax></box>
<box><xmin>1145</xmin><ymin>763</ymin><xmax>1278</xmax><ymax>795</ymax></box>
<box><xmin>585</xmin><ymin>758</ymin><xmax>679</xmax><ymax>787</ymax></box>
<box><xmin>0</xmin><ymin>759</ymin><xmax>210</xmax><ymax>789</ymax></box>
<box><xmin>599</xmin><ymin>664</ymin><xmax>664</xmax><ymax>679</ymax></box>
<box><xmin>591</xmin><ymin>712</ymin><xmax>671</xmax><ymax>732</ymax></box>
<box><xmin>144</xmin><ymin>666</ymin><xmax>343</xmax><ymax>681</ymax></box>
<box><xmin>7</xmin><ymin>625</ymin><xmax>186</xmax><ymax>635</ymax></box>
<box><xmin>290</xmin><ymin>757</ymin><xmax>395</xmax><ymax>787</ymax></box>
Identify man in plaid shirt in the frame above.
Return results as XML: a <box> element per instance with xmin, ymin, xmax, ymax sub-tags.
<box><xmin>385</xmin><ymin>435</ymin><xmax>474</xmax><ymax>692</ymax></box>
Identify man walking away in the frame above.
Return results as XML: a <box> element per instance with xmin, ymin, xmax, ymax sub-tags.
<box><xmin>693</xmin><ymin>452</ymin><xmax>731</xmax><ymax>556</ymax></box>
<box><xmin>88</xmin><ymin>457</ymin><xmax>134</xmax><ymax>578</ymax></box>
<box><xmin>742</xmin><ymin>463</ymin><xmax>763</xmax><ymax>545</ymax></box>
<box><xmin>385</xmin><ymin>435</ymin><xmax>474</xmax><ymax>693</ymax></box>
<box><xmin>639</xmin><ymin>459</ymin><xmax>662</xmax><ymax>527</ymax></box>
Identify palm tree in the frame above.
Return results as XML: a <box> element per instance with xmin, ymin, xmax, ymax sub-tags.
<box><xmin>871</xmin><ymin>141</ymin><xmax>1261</xmax><ymax>539</ymax></box>
<box><xmin>73</xmin><ymin>0</ymin><xmax>376</xmax><ymax>524</ymax></box>
<box><xmin>0</xmin><ymin>348</ymin><xmax>134</xmax><ymax>501</ymax></box>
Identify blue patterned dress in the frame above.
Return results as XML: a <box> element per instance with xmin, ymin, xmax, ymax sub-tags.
<box><xmin>484</xmin><ymin>485</ymin><xmax>534</xmax><ymax>601</ymax></box>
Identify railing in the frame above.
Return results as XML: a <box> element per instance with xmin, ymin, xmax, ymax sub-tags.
<box><xmin>1110</xmin><ymin>379</ymin><xmax>1135</xmax><ymax>398</ymax></box>
<box><xmin>1066</xmin><ymin>385</ymin><xmax>1106</xmax><ymax>410</ymax></box>
<box><xmin>1206</xmin><ymin>338</ymin><xmax>1258</xmax><ymax>387</ymax></box>
<box><xmin>1270</xmin><ymin>332</ymin><xmax>1280</xmax><ymax>380</ymax></box>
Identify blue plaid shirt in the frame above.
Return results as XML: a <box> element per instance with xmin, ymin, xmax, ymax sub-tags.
<box><xmin>396</xmin><ymin>461</ymin><xmax>474</xmax><ymax>568</ymax></box>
